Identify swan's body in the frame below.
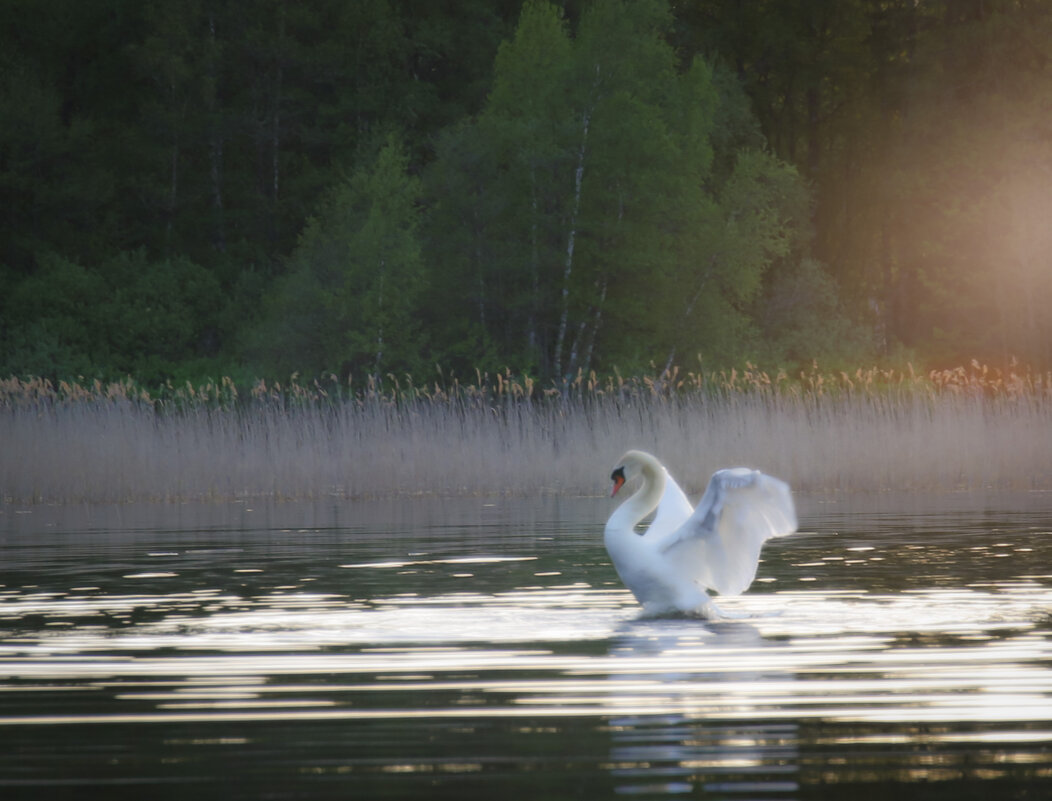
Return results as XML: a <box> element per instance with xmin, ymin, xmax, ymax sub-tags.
<box><xmin>604</xmin><ymin>450</ymin><xmax>797</xmax><ymax>617</ymax></box>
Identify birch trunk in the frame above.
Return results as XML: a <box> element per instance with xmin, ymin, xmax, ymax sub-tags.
<box><xmin>527</xmin><ymin>168</ymin><xmax>540</xmax><ymax>358</ymax></box>
<box><xmin>167</xmin><ymin>134</ymin><xmax>179</xmax><ymax>249</ymax></box>
<box><xmin>375</xmin><ymin>259</ymin><xmax>385</xmax><ymax>373</ymax></box>
<box><xmin>581</xmin><ymin>277</ymin><xmax>607</xmax><ymax>375</ymax></box>
<box><xmin>271</xmin><ymin>5</ymin><xmax>285</xmax><ymax>208</ymax></box>
<box><xmin>207</xmin><ymin>12</ymin><xmax>225</xmax><ymax>252</ymax></box>
<box><xmin>474</xmin><ymin>208</ymin><xmax>486</xmax><ymax>332</ymax></box>
<box><xmin>568</xmin><ymin>276</ymin><xmax>606</xmax><ymax>376</ymax></box>
<box><xmin>271</xmin><ymin>65</ymin><xmax>282</xmax><ymax>204</ymax></box>
<box><xmin>209</xmin><ymin>137</ymin><xmax>225</xmax><ymax>251</ymax></box>
<box><xmin>663</xmin><ymin>258</ymin><xmax>715</xmax><ymax>378</ymax></box>
<box><xmin>553</xmin><ymin>109</ymin><xmax>590</xmax><ymax>379</ymax></box>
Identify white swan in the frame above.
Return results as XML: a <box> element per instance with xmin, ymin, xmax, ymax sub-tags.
<box><xmin>605</xmin><ymin>450</ymin><xmax>797</xmax><ymax>617</ymax></box>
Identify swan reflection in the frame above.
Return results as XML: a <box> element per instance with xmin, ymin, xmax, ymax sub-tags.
<box><xmin>604</xmin><ymin>619</ymin><xmax>799</xmax><ymax>799</ymax></box>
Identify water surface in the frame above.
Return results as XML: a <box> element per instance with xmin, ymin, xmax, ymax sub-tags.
<box><xmin>2</xmin><ymin>494</ymin><xmax>1051</xmax><ymax>799</ymax></box>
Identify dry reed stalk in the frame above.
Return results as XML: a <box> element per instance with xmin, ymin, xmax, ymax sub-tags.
<box><xmin>1</xmin><ymin>366</ymin><xmax>1051</xmax><ymax>504</ymax></box>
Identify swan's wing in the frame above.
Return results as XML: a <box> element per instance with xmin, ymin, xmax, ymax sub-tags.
<box><xmin>660</xmin><ymin>468</ymin><xmax>797</xmax><ymax>596</ymax></box>
<box><xmin>644</xmin><ymin>466</ymin><xmax>694</xmax><ymax>542</ymax></box>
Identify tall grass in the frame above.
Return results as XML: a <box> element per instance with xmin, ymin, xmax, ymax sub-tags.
<box><xmin>2</xmin><ymin>363</ymin><xmax>1051</xmax><ymax>504</ymax></box>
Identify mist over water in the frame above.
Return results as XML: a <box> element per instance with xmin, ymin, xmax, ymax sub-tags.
<box><xmin>2</xmin><ymin>493</ymin><xmax>1052</xmax><ymax>799</ymax></box>
<box><xmin>5</xmin><ymin>380</ymin><xmax>1052</xmax><ymax>504</ymax></box>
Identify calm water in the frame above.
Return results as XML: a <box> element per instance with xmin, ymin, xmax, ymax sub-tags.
<box><xmin>2</xmin><ymin>494</ymin><xmax>1052</xmax><ymax>800</ymax></box>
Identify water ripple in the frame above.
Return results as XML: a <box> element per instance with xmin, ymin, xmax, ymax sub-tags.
<box><xmin>2</xmin><ymin>498</ymin><xmax>1052</xmax><ymax>798</ymax></box>
<box><xmin>2</xmin><ymin>582</ymin><xmax>1050</xmax><ymax>733</ymax></box>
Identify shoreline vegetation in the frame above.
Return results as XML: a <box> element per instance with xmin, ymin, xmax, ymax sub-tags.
<box><xmin>3</xmin><ymin>362</ymin><xmax>1051</xmax><ymax>505</ymax></box>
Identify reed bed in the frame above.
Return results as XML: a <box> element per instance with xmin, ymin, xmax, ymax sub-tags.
<box><xmin>2</xmin><ymin>363</ymin><xmax>1051</xmax><ymax>504</ymax></box>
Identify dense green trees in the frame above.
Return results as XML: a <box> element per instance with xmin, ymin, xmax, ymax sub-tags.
<box><xmin>247</xmin><ymin>135</ymin><xmax>423</xmax><ymax>377</ymax></box>
<box><xmin>2</xmin><ymin>0</ymin><xmax>1049</xmax><ymax>384</ymax></box>
<box><xmin>690</xmin><ymin>0</ymin><xmax>1052</xmax><ymax>367</ymax></box>
<box><xmin>253</xmin><ymin>0</ymin><xmax>835</xmax><ymax>379</ymax></box>
<box><xmin>3</xmin><ymin>251</ymin><xmax>221</xmax><ymax>384</ymax></box>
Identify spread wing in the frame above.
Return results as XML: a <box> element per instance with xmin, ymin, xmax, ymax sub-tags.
<box><xmin>659</xmin><ymin>468</ymin><xmax>797</xmax><ymax>596</ymax></box>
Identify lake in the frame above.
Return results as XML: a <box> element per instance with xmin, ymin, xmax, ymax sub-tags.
<box><xmin>1</xmin><ymin>493</ymin><xmax>1051</xmax><ymax>799</ymax></box>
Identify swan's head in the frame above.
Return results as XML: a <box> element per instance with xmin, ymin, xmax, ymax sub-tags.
<box><xmin>609</xmin><ymin>450</ymin><xmax>654</xmax><ymax>497</ymax></box>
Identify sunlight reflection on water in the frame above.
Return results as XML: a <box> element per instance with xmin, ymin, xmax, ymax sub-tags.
<box><xmin>3</xmin><ymin>581</ymin><xmax>1052</xmax><ymax>728</ymax></box>
<box><xmin>1</xmin><ymin>495</ymin><xmax>1052</xmax><ymax>798</ymax></box>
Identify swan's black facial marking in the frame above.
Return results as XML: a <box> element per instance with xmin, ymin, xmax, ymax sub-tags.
<box><xmin>610</xmin><ymin>466</ymin><xmax>626</xmax><ymax>497</ymax></box>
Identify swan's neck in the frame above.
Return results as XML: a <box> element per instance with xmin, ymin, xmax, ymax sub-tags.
<box><xmin>606</xmin><ymin>457</ymin><xmax>665</xmax><ymax>536</ymax></box>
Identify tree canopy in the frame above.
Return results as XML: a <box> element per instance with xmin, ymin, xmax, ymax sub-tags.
<box><xmin>2</xmin><ymin>0</ymin><xmax>1049</xmax><ymax>384</ymax></box>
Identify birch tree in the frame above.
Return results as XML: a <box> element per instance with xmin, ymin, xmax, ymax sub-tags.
<box><xmin>482</xmin><ymin>0</ymin><xmax>574</xmax><ymax>375</ymax></box>
<box><xmin>423</xmin><ymin>0</ymin><xmax>811</xmax><ymax>377</ymax></box>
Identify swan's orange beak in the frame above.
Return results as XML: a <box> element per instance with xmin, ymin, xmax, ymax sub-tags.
<box><xmin>610</xmin><ymin>467</ymin><xmax>626</xmax><ymax>497</ymax></box>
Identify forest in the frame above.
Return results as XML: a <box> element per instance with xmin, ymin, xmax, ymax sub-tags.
<box><xmin>2</xmin><ymin>0</ymin><xmax>1051</xmax><ymax>388</ymax></box>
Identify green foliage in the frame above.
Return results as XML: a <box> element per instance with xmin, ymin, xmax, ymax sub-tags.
<box><xmin>423</xmin><ymin>0</ymin><xmax>812</xmax><ymax>379</ymax></box>
<box><xmin>879</xmin><ymin>6</ymin><xmax>1052</xmax><ymax>367</ymax></box>
<box><xmin>758</xmin><ymin>258</ymin><xmax>872</xmax><ymax>367</ymax></box>
<box><xmin>694</xmin><ymin>0</ymin><xmax>1052</xmax><ymax>368</ymax></box>
<box><xmin>1</xmin><ymin>250</ymin><xmax>220</xmax><ymax>383</ymax></box>
<box><xmin>246</xmin><ymin>135</ymin><xmax>424</xmax><ymax>377</ymax></box>
<box><xmin>100</xmin><ymin>251</ymin><xmax>222</xmax><ymax>382</ymax></box>
<box><xmin>4</xmin><ymin>0</ymin><xmax>1049</xmax><ymax>386</ymax></box>
<box><xmin>2</xmin><ymin>254</ymin><xmax>110</xmax><ymax>378</ymax></box>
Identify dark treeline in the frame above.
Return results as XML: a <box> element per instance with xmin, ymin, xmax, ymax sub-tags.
<box><xmin>2</xmin><ymin>0</ymin><xmax>1050</xmax><ymax>386</ymax></box>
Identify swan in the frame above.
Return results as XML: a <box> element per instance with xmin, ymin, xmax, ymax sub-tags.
<box><xmin>605</xmin><ymin>450</ymin><xmax>797</xmax><ymax>617</ymax></box>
